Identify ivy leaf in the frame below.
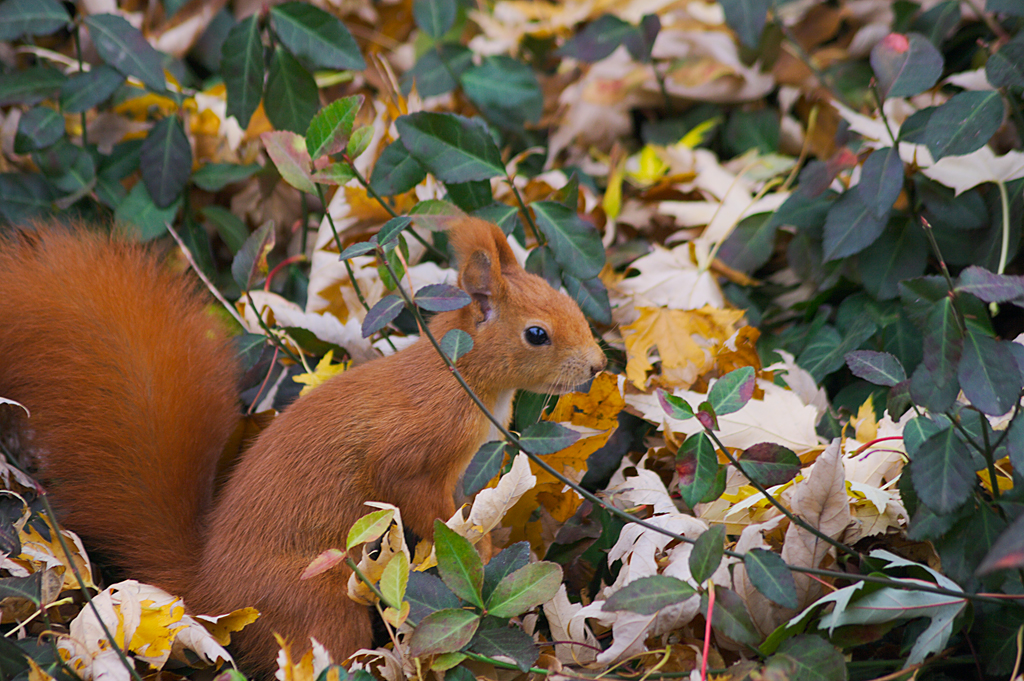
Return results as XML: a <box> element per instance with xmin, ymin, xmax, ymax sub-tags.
<box><xmin>707</xmin><ymin>366</ymin><xmax>755</xmax><ymax>416</ymax></box>
<box><xmin>519</xmin><ymin>421</ymin><xmax>579</xmax><ymax>455</ymax></box>
<box><xmin>689</xmin><ymin>525</ymin><xmax>725</xmax><ymax>585</ymax></box>
<box><xmin>265</xmin><ymin>48</ymin><xmax>319</xmax><ymax>134</ymax></box>
<box><xmin>870</xmin><ymin>33</ymin><xmax>943</xmax><ymax>99</ymax></box>
<box><xmin>269</xmin><ymin>2</ymin><xmax>365</xmax><ymax>70</ymax></box>
<box><xmin>396</xmin><ymin>112</ymin><xmax>504</xmax><ymax>183</ymax></box>
<box><xmin>361</xmin><ymin>295</ymin><xmax>405</xmax><ymax>337</ymax></box>
<box><xmin>434</xmin><ymin>522</ymin><xmax>484</xmax><ymax>608</ymax></box>
<box><xmin>845</xmin><ymin>350</ymin><xmax>907</xmax><ymax>387</ymax></box>
<box><xmin>462</xmin><ymin>440</ymin><xmax>504</xmax><ymax>496</ymax></box>
<box><xmin>415</xmin><ymin>284</ymin><xmax>471</xmax><ymax>312</ymax></box>
<box><xmin>744</xmin><ymin>549</ymin><xmax>798</xmax><ymax>609</ymax></box>
<box><xmin>140</xmin><ymin>116</ymin><xmax>192</xmax><ymax>208</ymax></box>
<box><xmin>603</xmin><ymin>575</ymin><xmax>695</xmax><ymax>615</ymax></box>
<box><xmin>532</xmin><ymin>201</ymin><xmax>605</xmax><ymax>280</ymax></box>
<box><xmin>221</xmin><ymin>15</ymin><xmax>264</xmax><ymax>129</ymax></box>
<box><xmin>924</xmin><ymin>91</ymin><xmax>1005</xmax><ymax>161</ymax></box>
<box><xmin>85</xmin><ymin>14</ymin><xmax>165</xmax><ymax>92</ymax></box>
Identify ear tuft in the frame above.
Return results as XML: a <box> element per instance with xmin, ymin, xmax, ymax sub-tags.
<box><xmin>448</xmin><ymin>217</ymin><xmax>519</xmax><ymax>275</ymax></box>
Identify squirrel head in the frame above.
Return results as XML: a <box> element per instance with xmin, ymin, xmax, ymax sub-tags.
<box><xmin>443</xmin><ymin>217</ymin><xmax>606</xmax><ymax>395</ymax></box>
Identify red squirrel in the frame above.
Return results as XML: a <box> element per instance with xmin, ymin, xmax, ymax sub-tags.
<box><xmin>0</xmin><ymin>216</ymin><xmax>606</xmax><ymax>676</ymax></box>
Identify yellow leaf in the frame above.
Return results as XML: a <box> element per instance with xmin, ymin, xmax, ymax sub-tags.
<box><xmin>196</xmin><ymin>607</ymin><xmax>260</xmax><ymax>646</ymax></box>
<box><xmin>546</xmin><ymin>372</ymin><xmax>623</xmax><ymax>430</ymax></box>
<box><xmin>621</xmin><ymin>306</ymin><xmax>744</xmax><ymax>389</ymax></box>
<box><xmin>603</xmin><ymin>160</ymin><xmax>624</xmax><ymax>220</ymax></box>
<box><xmin>677</xmin><ymin>118</ymin><xmax>721</xmax><ymax>149</ymax></box>
<box><xmin>113</xmin><ymin>92</ymin><xmax>179</xmax><ymax>119</ymax></box>
<box><xmin>293</xmin><ymin>350</ymin><xmax>349</xmax><ymax>396</ymax></box>
<box><xmin>625</xmin><ymin>145</ymin><xmax>669</xmax><ymax>186</ymax></box>
<box><xmin>128</xmin><ymin>599</ymin><xmax>187</xmax><ymax>659</ymax></box>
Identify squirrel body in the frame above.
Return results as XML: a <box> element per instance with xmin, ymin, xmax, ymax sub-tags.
<box><xmin>0</xmin><ymin>217</ymin><xmax>605</xmax><ymax>675</ymax></box>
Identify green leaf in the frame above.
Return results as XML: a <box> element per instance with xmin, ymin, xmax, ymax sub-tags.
<box><xmin>561</xmin><ymin>274</ymin><xmax>612</xmax><ymax>326</ymax></box>
<box><xmin>460</xmin><ymin>56</ymin><xmax>543</xmax><ymax>128</ymax></box>
<box><xmin>676</xmin><ymin>432</ymin><xmax>721</xmax><ymax>507</ymax></box>
<box><xmin>0</xmin><ymin>66</ymin><xmax>66</xmax><ymax>106</ymax></box>
<box><xmin>396</xmin><ymin>112</ymin><xmax>504</xmax><ymax>183</ymax></box>
<box><xmin>469</xmin><ymin>625</ymin><xmax>537</xmax><ymax>672</ymax></box>
<box><xmin>310</xmin><ymin>162</ymin><xmax>356</xmax><ymax>186</ymax></box>
<box><xmin>346</xmin><ymin>508</ymin><xmax>396</xmax><ymax>549</ymax></box>
<box><xmin>708</xmin><ymin>366</ymin><xmax>755</xmax><ymax>416</ymax></box>
<box><xmin>269</xmin><ymin>2</ymin><xmax>365</xmax><ymax>71</ymax></box>
<box><xmin>413</xmin><ymin>0</ymin><xmax>457</xmax><ymax>39</ymax></box>
<box><xmin>603</xmin><ymin>575</ymin><xmax>696</xmax><ymax>615</ymax></box>
<box><xmin>822</xmin><ymin>191</ymin><xmax>888</xmax><ymax>261</ymax></box>
<box><xmin>958</xmin><ymin>330</ymin><xmax>1022</xmax><ymax>416</ymax></box>
<box><xmin>986</xmin><ymin>33</ymin><xmax>1024</xmax><ymax>89</ymax></box>
<box><xmin>231</xmin><ymin>221</ymin><xmax>276</xmax><ymax>290</ymax></box>
<box><xmin>737</xmin><ymin>442</ymin><xmax>801</xmax><ymax>487</ymax></box>
<box><xmin>796</xmin><ymin>325</ymin><xmax>843</xmax><ymax>382</ymax></box>
<box><xmin>462</xmin><ymin>440</ymin><xmax>504</xmax><ymax>496</ymax></box>
<box><xmin>14</xmin><ymin>107</ymin><xmax>64</xmax><ymax>153</ymax></box>
<box><xmin>719</xmin><ymin>0</ymin><xmax>769</xmax><ymax>48</ymax></box>
<box><xmin>844</xmin><ymin>350</ymin><xmax>906</xmax><ymax>387</ymax></box>
<box><xmin>261</xmin><ymin>130</ymin><xmax>315</xmax><ymax>194</ymax></box>
<box><xmin>415</xmin><ymin>284</ymin><xmax>471</xmax><ymax>312</ymax></box>
<box><xmin>910</xmin><ymin>361</ymin><xmax>959</xmax><ymax>413</ymax></box>
<box><xmin>0</xmin><ymin>173</ymin><xmax>56</xmax><ymax>221</ymax></box>
<box><xmin>744</xmin><ymin>549</ymin><xmax>798</xmax><ymax>609</ymax></box>
<box><xmin>911</xmin><ymin>426</ymin><xmax>974</xmax><ymax>514</ymax></box>
<box><xmin>60</xmin><ymin>65</ymin><xmax>124</xmax><ymax>113</ymax></box>
<box><xmin>0</xmin><ymin>573</ymin><xmax>41</xmax><ymax>606</ymax></box>
<box><xmin>0</xmin><ymin>0</ymin><xmax>69</xmax><ymax>40</ymax></box>
<box><xmin>718</xmin><ymin>213</ymin><xmax>778</xmax><ymax>275</ymax></box>
<box><xmin>369</xmin><ymin>141</ymin><xmax>427</xmax><ymax>196</ymax></box>
<box><xmin>434</xmin><ymin>522</ymin><xmax>484</xmax><ymax>608</ymax></box>
<box><xmin>519</xmin><ymin>421</ymin><xmax>579</xmax><ymax>455</ymax></box>
<box><xmin>406</xmin><ymin>572</ymin><xmax>460</xmax><ymax>625</ymax></box>
<box><xmin>858</xmin><ymin>218</ymin><xmax>928</xmax><ymax>300</ymax></box>
<box><xmin>856</xmin><ymin>146</ymin><xmax>903</xmax><ymax>218</ymax></box>
<box><xmin>767</xmin><ymin>635</ymin><xmax>847</xmax><ymax>681</ymax></box>
<box><xmin>870</xmin><ymin>32</ymin><xmax>943</xmax><ymax>99</ymax></box>
<box><xmin>485</xmin><ymin>562</ymin><xmax>562</xmax><ymax>617</ymax></box>
<box><xmin>402</xmin><ymin>44</ymin><xmax>473</xmax><ymax>97</ymax></box>
<box><xmin>361</xmin><ymin>294</ymin><xmax>405</xmax><ymax>337</ymax></box>
<box><xmin>532</xmin><ymin>201</ymin><xmax>604</xmax><ymax>280</ymax></box>
<box><xmin>438</xmin><ymin>329</ymin><xmax>472</xmax><ymax>364</ymax></box>
<box><xmin>85</xmin><ymin>14</ymin><xmax>166</xmax><ymax>92</ymax></box>
<box><xmin>408</xmin><ymin>609</ymin><xmax>480</xmax><ymax>657</ymax></box>
<box><xmin>201</xmin><ymin>205</ymin><xmax>249</xmax><ymax>253</ymax></box>
<box><xmin>482</xmin><ymin>542</ymin><xmax>529</xmax><ymax>600</ymax></box>
<box><xmin>976</xmin><ymin>512</ymin><xmax>1024</xmax><ymax>575</ymax></box>
<box><xmin>378</xmin><ymin>216</ymin><xmax>413</xmax><ymax>245</ymax></box>
<box><xmin>114</xmin><ymin>181</ymin><xmax>180</xmax><ymax>240</ymax></box>
<box><xmin>658</xmin><ymin>390</ymin><xmax>694</xmax><ymax>420</ymax></box>
<box><xmin>265</xmin><ymin>48</ymin><xmax>319</xmax><ymax>134</ymax></box>
<box><xmin>702</xmin><ymin>585</ymin><xmax>760</xmax><ymax>647</ymax></box>
<box><xmin>347</xmin><ymin>125</ymin><xmax>374</xmax><ymax>159</ymax></box>
<box><xmin>955</xmin><ymin>266</ymin><xmax>1024</xmax><ymax>304</ymax></box>
<box><xmin>924</xmin><ymin>90</ymin><xmax>1004</xmax><ymax>161</ymax></box>
<box><xmin>222</xmin><ymin>15</ymin><xmax>264</xmax><ymax>129</ymax></box>
<box><xmin>192</xmin><ymin>163</ymin><xmax>261</xmax><ymax>192</ymax></box>
<box><xmin>922</xmin><ymin>297</ymin><xmax>963</xmax><ymax>383</ymax></box>
<box><xmin>140</xmin><ymin>116</ymin><xmax>192</xmax><ymax>208</ymax></box>
<box><xmin>306</xmin><ymin>95</ymin><xmax>363</xmax><ymax>160</ymax></box>
<box><xmin>689</xmin><ymin>525</ymin><xmax>725</xmax><ymax>585</ymax></box>
<box><xmin>339</xmin><ymin>240</ymin><xmax>377</xmax><ymax>260</ymax></box>
<box><xmin>557</xmin><ymin>14</ymin><xmax>637</xmax><ymax>62</ymax></box>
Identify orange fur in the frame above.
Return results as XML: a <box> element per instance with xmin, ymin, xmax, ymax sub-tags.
<box><xmin>0</xmin><ymin>217</ymin><xmax>605</xmax><ymax>676</ymax></box>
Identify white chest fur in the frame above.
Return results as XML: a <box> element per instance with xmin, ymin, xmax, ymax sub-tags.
<box><xmin>487</xmin><ymin>390</ymin><xmax>515</xmax><ymax>441</ymax></box>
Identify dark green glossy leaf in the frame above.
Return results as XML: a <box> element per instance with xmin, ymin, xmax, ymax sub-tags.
<box><xmin>719</xmin><ymin>0</ymin><xmax>768</xmax><ymax>48</ymax></box>
<box><xmin>708</xmin><ymin>366</ymin><xmax>755</xmax><ymax>416</ymax></box>
<box><xmin>485</xmin><ymin>562</ymin><xmax>561</xmax><ymax>617</ymax></box>
<box><xmin>797</xmin><ymin>325</ymin><xmax>843</xmax><ymax>382</ymax></box>
<box><xmin>870</xmin><ymin>32</ymin><xmax>943</xmax><ymax>99</ymax></box>
<box><xmin>557</xmin><ymin>14</ymin><xmax>636</xmax><ymax>62</ymax></box>
<box><xmin>402</xmin><ymin>44</ymin><xmax>473</xmax><ymax>97</ymax></box>
<box><xmin>0</xmin><ymin>173</ymin><xmax>56</xmax><ymax>221</ymax></box>
<box><xmin>0</xmin><ymin>0</ymin><xmax>69</xmax><ymax>40</ymax></box>
<box><xmin>603</xmin><ymin>575</ymin><xmax>696</xmax><ymax>615</ymax></box>
<box><xmin>911</xmin><ymin>426</ymin><xmax>974</xmax><ymax>514</ymax></box>
<box><xmin>744</xmin><ymin>549</ymin><xmax>798</xmax><ymax>609</ymax></box>
<box><xmin>519</xmin><ymin>421</ymin><xmax>579</xmax><ymax>455</ymax></box>
<box><xmin>676</xmin><ymin>432</ymin><xmax>719</xmax><ymax>508</ymax></box>
<box><xmin>483</xmin><ymin>542</ymin><xmax>529</xmax><ymax>599</ymax></box>
<box><xmin>377</xmin><ymin>216</ymin><xmax>412</xmax><ymax>245</ymax></box>
<box><xmin>270</xmin><ymin>2</ymin><xmax>365</xmax><ymax>70</ymax></box>
<box><xmin>221</xmin><ymin>15</ymin><xmax>264</xmax><ymax>129</ymax></box>
<box><xmin>192</xmin><ymin>163</ymin><xmax>261</xmax><ymax>192</ymax></box>
<box><xmin>955</xmin><ymin>266</ymin><xmax>1024</xmax><ymax>304</ymax></box>
<box><xmin>85</xmin><ymin>14</ymin><xmax>165</xmax><ymax>92</ymax></box>
<box><xmin>768</xmin><ymin>635</ymin><xmax>847</xmax><ymax>681</ymax></box>
<box><xmin>361</xmin><ymin>294</ymin><xmax>405</xmax><ymax>337</ymax></box>
<box><xmin>461</xmin><ymin>56</ymin><xmax>543</xmax><ymax>128</ymax></box>
<box><xmin>413</xmin><ymin>0</ymin><xmax>456</xmax><ymax>39</ymax></box>
<box><xmin>406</xmin><ymin>571</ymin><xmax>460</xmax><ymax>625</ymax></box>
<box><xmin>201</xmin><ymin>205</ymin><xmax>248</xmax><ymax>253</ymax></box>
<box><xmin>689</xmin><ymin>525</ymin><xmax>725</xmax><ymax>585</ymax></box>
<box><xmin>114</xmin><ymin>182</ymin><xmax>180</xmax><ymax>240</ymax></box>
<box><xmin>60</xmin><ymin>65</ymin><xmax>124</xmax><ymax>113</ymax></box>
<box><xmin>986</xmin><ymin>34</ymin><xmax>1024</xmax><ymax>89</ymax></box>
<box><xmin>925</xmin><ymin>91</ymin><xmax>1004</xmax><ymax>161</ymax></box>
<box><xmin>822</xmin><ymin>191</ymin><xmax>887</xmax><ymax>261</ymax></box>
<box><xmin>265</xmin><ymin>48</ymin><xmax>319</xmax><ymax>134</ymax></box>
<box><xmin>434</xmin><ymin>522</ymin><xmax>484</xmax><ymax>607</ymax></box>
<box><xmin>462</xmin><ymin>440</ymin><xmax>504</xmax><ymax>496</ymax></box>
<box><xmin>562</xmin><ymin>274</ymin><xmax>612</xmax><ymax>326</ymax></box>
<box><xmin>408</xmin><ymin>608</ymin><xmax>480</xmax><ymax>656</ymax></box>
<box><xmin>396</xmin><ymin>112</ymin><xmax>504</xmax><ymax>183</ymax></box>
<box><xmin>370</xmin><ymin>141</ymin><xmax>427</xmax><ymax>196</ymax></box>
<box><xmin>922</xmin><ymin>297</ymin><xmax>963</xmax><ymax>379</ymax></box>
<box><xmin>231</xmin><ymin>221</ymin><xmax>275</xmax><ymax>290</ymax></box>
<box><xmin>14</xmin><ymin>107</ymin><xmax>63</xmax><ymax>153</ymax></box>
<box><xmin>737</xmin><ymin>442</ymin><xmax>801</xmax><ymax>487</ymax></box>
<box><xmin>845</xmin><ymin>350</ymin><xmax>906</xmax><ymax>387</ymax></box>
<box><xmin>858</xmin><ymin>218</ymin><xmax>928</xmax><ymax>300</ymax></box>
<box><xmin>0</xmin><ymin>67</ymin><xmax>66</xmax><ymax>106</ymax></box>
<box><xmin>976</xmin><ymin>511</ymin><xmax>1024</xmax><ymax>575</ymax></box>
<box><xmin>532</xmin><ymin>201</ymin><xmax>604</xmax><ymax>280</ymax></box>
<box><xmin>339</xmin><ymin>239</ymin><xmax>377</xmax><ymax>260</ymax></box>
<box><xmin>306</xmin><ymin>95</ymin><xmax>363</xmax><ymax>160</ymax></box>
<box><xmin>0</xmin><ymin>573</ymin><xmax>41</xmax><ymax>606</ymax></box>
<box><xmin>718</xmin><ymin>213</ymin><xmax>777</xmax><ymax>275</ymax></box>
<box><xmin>909</xmin><ymin>361</ymin><xmax>959</xmax><ymax>413</ymax></box>
<box><xmin>959</xmin><ymin>330</ymin><xmax>1022</xmax><ymax>416</ymax></box>
<box><xmin>140</xmin><ymin>116</ymin><xmax>192</xmax><ymax>208</ymax></box>
<box><xmin>702</xmin><ymin>585</ymin><xmax>760</xmax><ymax>647</ymax></box>
<box><xmin>469</xmin><ymin>625</ymin><xmax>537</xmax><ymax>672</ymax></box>
<box><xmin>857</xmin><ymin>146</ymin><xmax>903</xmax><ymax>218</ymax></box>
<box><xmin>415</xmin><ymin>283</ymin><xmax>471</xmax><ymax>312</ymax></box>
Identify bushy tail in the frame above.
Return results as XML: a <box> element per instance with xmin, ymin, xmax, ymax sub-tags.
<box><xmin>0</xmin><ymin>222</ymin><xmax>238</xmax><ymax>597</ymax></box>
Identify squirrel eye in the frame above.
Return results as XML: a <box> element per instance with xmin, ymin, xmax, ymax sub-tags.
<box><xmin>524</xmin><ymin>326</ymin><xmax>550</xmax><ymax>346</ymax></box>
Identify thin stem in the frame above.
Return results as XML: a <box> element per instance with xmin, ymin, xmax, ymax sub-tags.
<box><xmin>507</xmin><ymin>177</ymin><xmax>543</xmax><ymax>245</ymax></box>
<box><xmin>345</xmin><ymin>556</ymin><xmax>393</xmax><ymax>609</ymax></box>
<box><xmin>164</xmin><ymin>222</ymin><xmax>246</xmax><ymax>326</ymax></box>
<box><xmin>977</xmin><ymin>414</ymin><xmax>1001</xmax><ymax>501</ymax></box>
<box><xmin>703</xmin><ymin>429</ymin><xmax>860</xmax><ymax>561</ymax></box>
<box><xmin>997</xmin><ymin>178</ymin><xmax>1010</xmax><ymax>276</ymax></box>
<box><xmin>73</xmin><ymin>26</ymin><xmax>87</xmax><ymax>148</ymax></box>
<box><xmin>38</xmin><ymin>494</ymin><xmax>146</xmax><ymax>681</ymax></box>
<box><xmin>244</xmin><ymin>291</ymin><xmax>303</xmax><ymax>364</ymax></box>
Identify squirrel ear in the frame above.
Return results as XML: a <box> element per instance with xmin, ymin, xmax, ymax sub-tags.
<box><xmin>450</xmin><ymin>218</ymin><xmax>518</xmax><ymax>321</ymax></box>
<box><xmin>460</xmin><ymin>250</ymin><xmax>496</xmax><ymax>320</ymax></box>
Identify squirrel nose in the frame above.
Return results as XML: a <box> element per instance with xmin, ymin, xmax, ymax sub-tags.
<box><xmin>589</xmin><ymin>348</ymin><xmax>607</xmax><ymax>377</ymax></box>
